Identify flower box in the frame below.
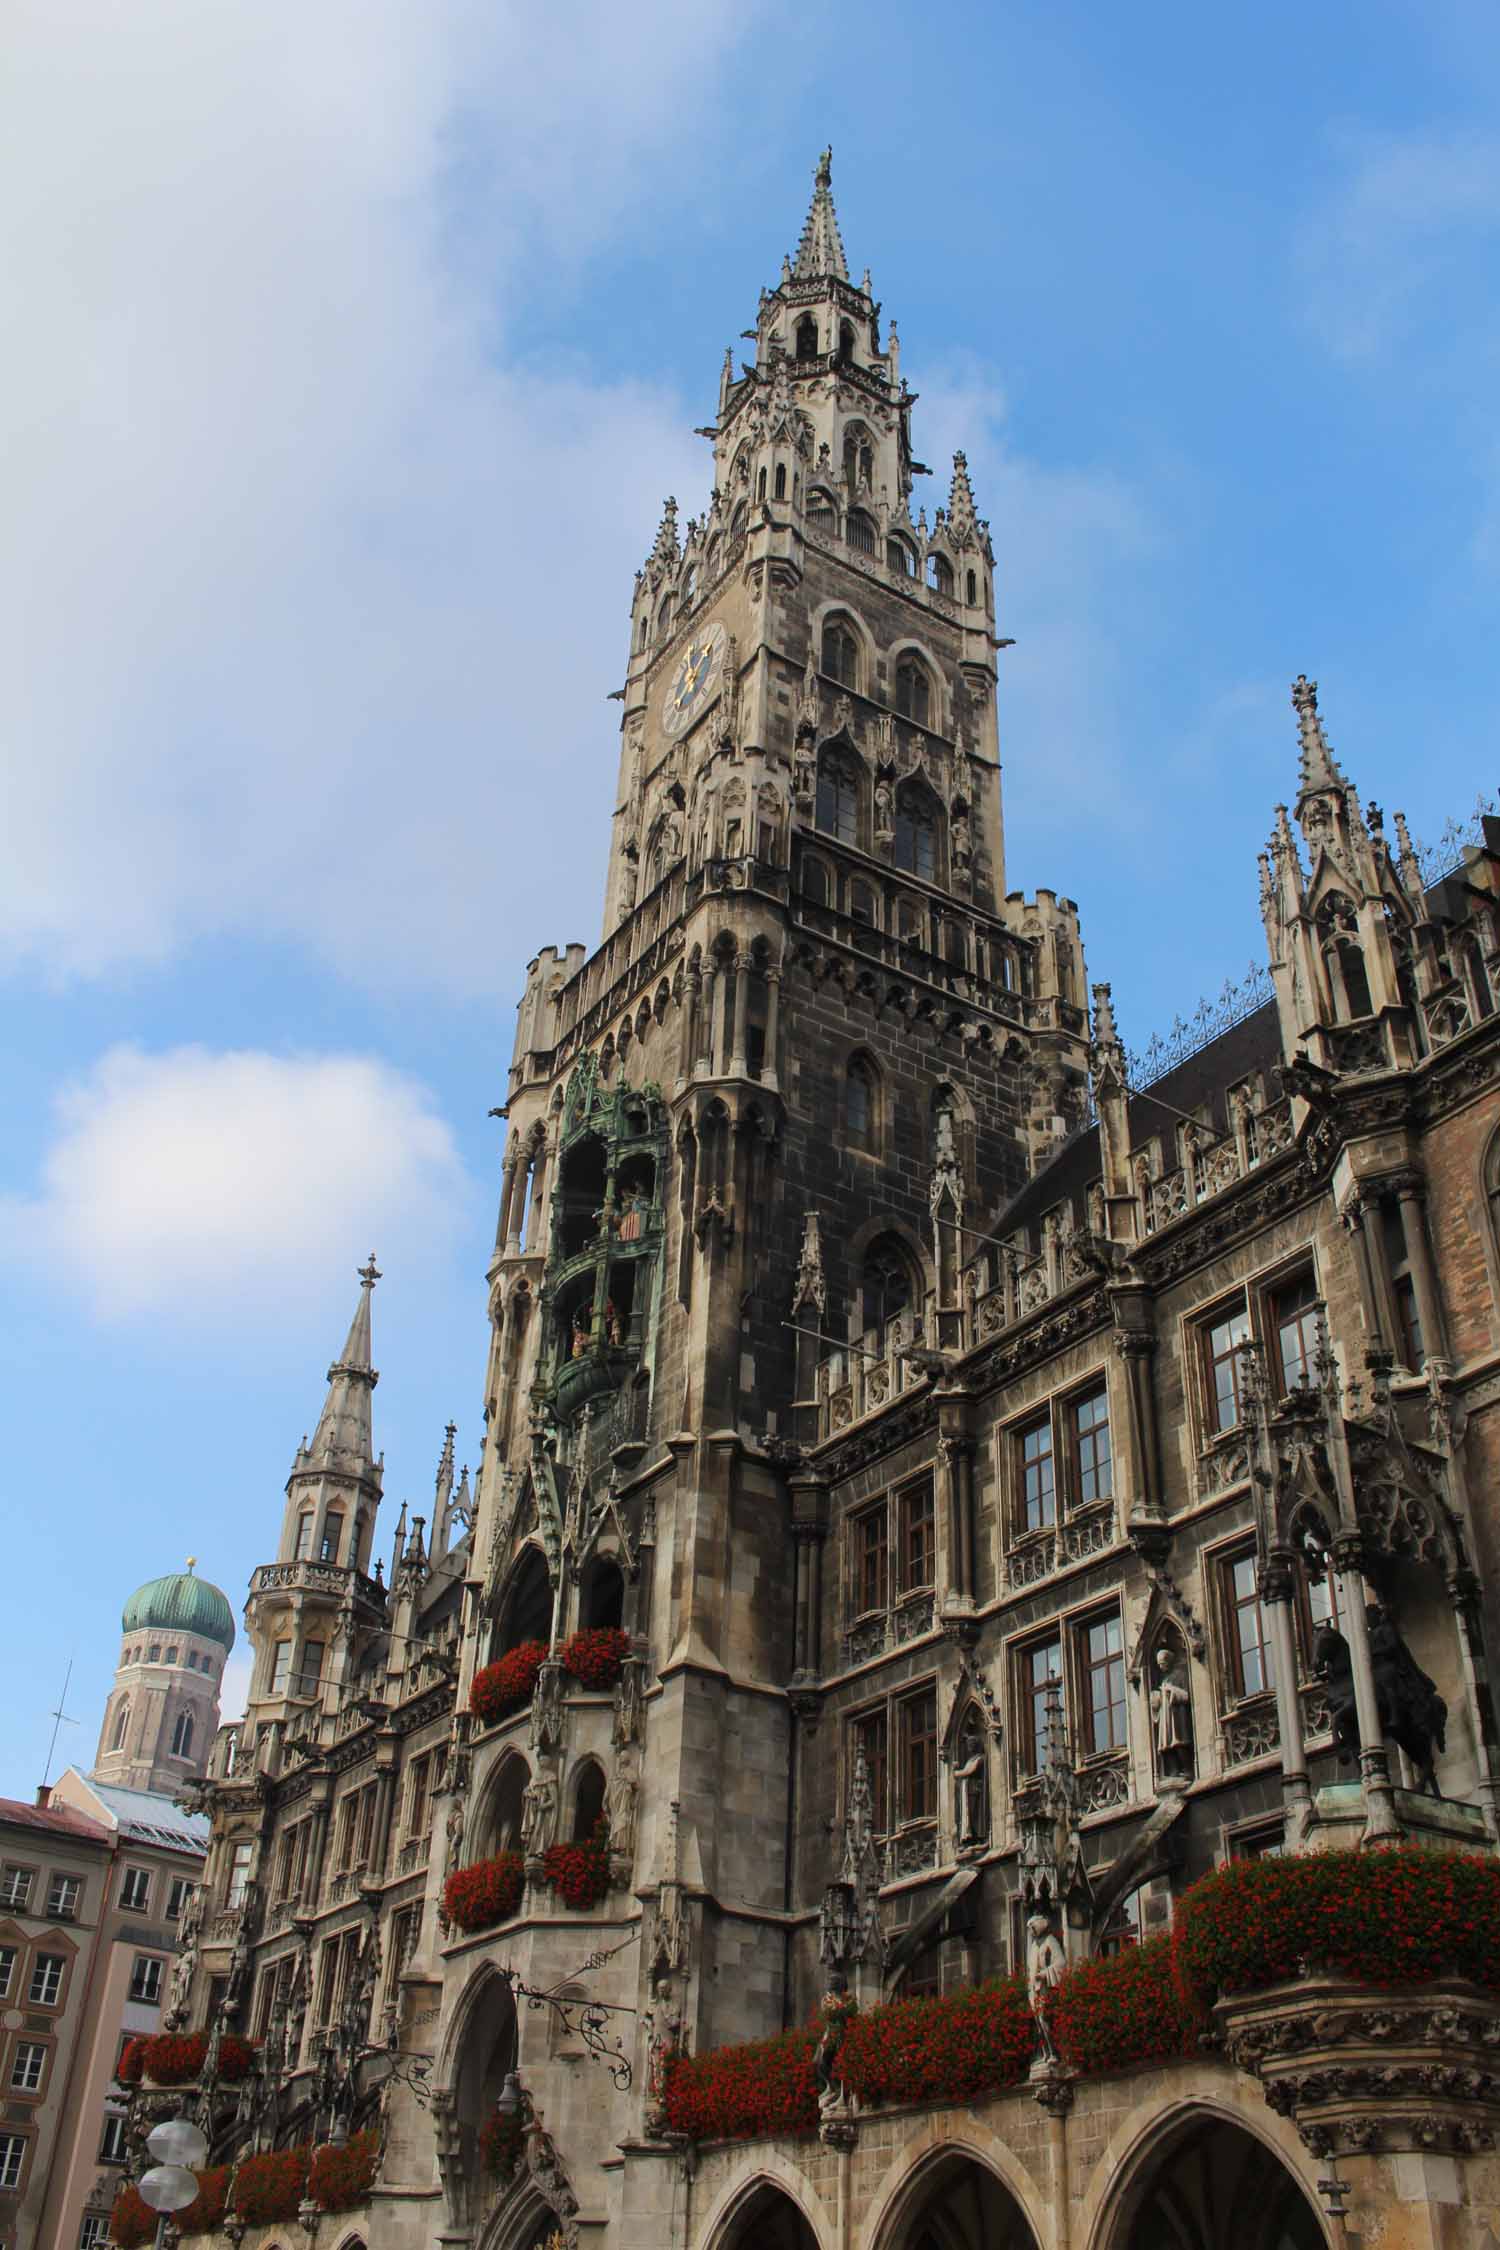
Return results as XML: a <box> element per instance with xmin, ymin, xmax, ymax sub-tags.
<box><xmin>470</xmin><ymin>1641</ymin><xmax>548</xmax><ymax>1724</ymax></box>
<box><xmin>444</xmin><ymin>1849</ymin><xmax>525</xmax><ymax>1933</ymax></box>
<box><xmin>560</xmin><ymin>1626</ymin><xmax>630</xmax><ymax>1689</ymax></box>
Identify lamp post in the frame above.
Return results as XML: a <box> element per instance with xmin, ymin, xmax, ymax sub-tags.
<box><xmin>137</xmin><ymin>2116</ymin><xmax>209</xmax><ymax>2249</ymax></box>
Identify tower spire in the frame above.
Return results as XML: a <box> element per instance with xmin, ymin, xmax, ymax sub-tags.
<box><xmin>793</xmin><ymin>147</ymin><xmax>849</xmax><ymax>282</ymax></box>
<box><xmin>1291</xmin><ymin>675</ymin><xmax>1348</xmax><ymax>806</ymax></box>
<box><xmin>307</xmin><ymin>1254</ymin><xmax>381</xmax><ymax>1475</ymax></box>
<box><xmin>947</xmin><ymin>450</ymin><xmax>980</xmax><ymax>548</ymax></box>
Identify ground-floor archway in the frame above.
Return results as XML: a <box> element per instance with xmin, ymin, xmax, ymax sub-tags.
<box><xmin>1111</xmin><ymin>2113</ymin><xmax>1326</xmax><ymax>2250</ymax></box>
<box><xmin>878</xmin><ymin>2150</ymin><xmax>1042</xmax><ymax>2250</ymax></box>
<box><xmin>716</xmin><ymin>2182</ymin><xmax>820</xmax><ymax>2250</ymax></box>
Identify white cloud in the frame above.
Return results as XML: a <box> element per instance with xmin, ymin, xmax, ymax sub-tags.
<box><xmin>1</xmin><ymin>1045</ymin><xmax>473</xmax><ymax>1319</ymax></box>
<box><xmin>0</xmin><ymin>0</ymin><xmax>760</xmax><ymax>990</ymax></box>
<box><xmin>913</xmin><ymin>361</ymin><xmax>1163</xmax><ymax>867</ymax></box>
<box><xmin>217</xmin><ymin>1650</ymin><xmax>253</xmax><ymax>1727</ymax></box>
<box><xmin>1297</xmin><ymin>130</ymin><xmax>1500</xmax><ymax>360</ymax></box>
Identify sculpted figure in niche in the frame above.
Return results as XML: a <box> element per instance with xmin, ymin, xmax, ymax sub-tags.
<box><xmin>1025</xmin><ymin>1908</ymin><xmax>1064</xmax><ymax>2063</ymax></box>
<box><xmin>605</xmin><ymin>1741</ymin><xmax>640</xmax><ymax>1862</ymax></box>
<box><xmin>521</xmin><ymin>1767</ymin><xmax>559</xmax><ymax>1860</ymax></box>
<box><xmin>1367</xmin><ymin>1601</ymin><xmax>1447</xmax><ymax>1797</ymax></box>
<box><xmin>1149</xmin><ymin>1643</ymin><xmax>1194</xmax><ymax>1782</ymax></box>
<box><xmin>953</xmin><ymin>1713</ymin><xmax>988</xmax><ymax>1847</ymax></box>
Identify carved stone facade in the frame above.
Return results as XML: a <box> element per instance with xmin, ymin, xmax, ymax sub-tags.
<box><xmin>146</xmin><ymin>155</ymin><xmax>1500</xmax><ymax>2250</ymax></box>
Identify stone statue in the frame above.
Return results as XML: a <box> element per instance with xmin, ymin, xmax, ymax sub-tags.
<box><xmin>953</xmin><ymin>1723</ymin><xmax>988</xmax><ymax>1847</ymax></box>
<box><xmin>1314</xmin><ymin>1626</ymin><xmax>1360</xmax><ymax>1766</ymax></box>
<box><xmin>442</xmin><ymin>1790</ymin><xmax>466</xmax><ymax>1883</ymax></box>
<box><xmin>952</xmin><ymin>809</ymin><xmax>972</xmax><ymax>866</ymax></box>
<box><xmin>161</xmin><ymin>1882</ymin><xmax>202</xmax><ymax>2030</ymax></box>
<box><xmin>1149</xmin><ymin>1645</ymin><xmax>1194</xmax><ymax>1781</ymax></box>
<box><xmin>1368</xmin><ymin>1602</ymin><xmax>1447</xmax><ymax>1797</ymax></box>
<box><xmin>874</xmin><ymin>774</ymin><xmax>894</xmax><ymax>835</ymax></box>
<box><xmin>605</xmin><ymin>1742</ymin><xmax>640</xmax><ymax>1863</ymax></box>
<box><xmin>521</xmin><ymin>1767</ymin><xmax>559</xmax><ymax>1860</ymax></box>
<box><xmin>1025</xmin><ymin>1909</ymin><xmax>1065</xmax><ymax>2064</ymax></box>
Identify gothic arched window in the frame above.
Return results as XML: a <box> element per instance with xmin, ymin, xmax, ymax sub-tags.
<box><xmin>846</xmin><ymin>511</ymin><xmax>876</xmax><ymax>554</ymax></box>
<box><xmin>816</xmin><ymin>748</ymin><xmax>861</xmax><ymax>846</ymax></box>
<box><xmin>171</xmin><ymin>1711</ymin><xmax>194</xmax><ymax>1760</ymax></box>
<box><xmin>656</xmin><ymin>598</ymin><xmax>672</xmax><ymax>642</ymax></box>
<box><xmin>842</xmin><ymin>428</ymin><xmax>873</xmax><ymax>487</ymax></box>
<box><xmin>887</xmin><ymin>537</ymin><xmax>915</xmax><ymax>577</ymax></box>
<box><xmin>111</xmin><ymin>1701</ymin><xmax>130</xmax><ymax>1753</ymax></box>
<box><xmin>927</xmin><ymin>553</ymin><xmax>955</xmax><ymax>597</ymax></box>
<box><xmin>571</xmin><ymin>1758</ymin><xmax>607</xmax><ymax>1842</ymax></box>
<box><xmin>774</xmin><ymin>463</ymin><xmax>787</xmax><ymax>501</ymax></box>
<box><xmin>806</xmin><ymin>488</ymin><xmax>837</xmax><ymax>533</ymax></box>
<box><xmin>894</xmin><ymin>781</ymin><xmax>939</xmax><ymax>882</ymax></box>
<box><xmin>861</xmin><ymin>1235</ymin><xmax>916</xmax><ymax>1336</ymax></box>
<box><xmin>894</xmin><ymin>656</ymin><xmax>932</xmax><ymax>726</ymax></box>
<box><xmin>1317</xmin><ymin>891</ymin><xmax>1373</xmax><ymax>1020</ymax></box>
<box><xmin>801</xmin><ymin>856</ymin><xmax>831</xmax><ymax>908</ymax></box>
<box><xmin>845</xmin><ymin>1055</ymin><xmax>877</xmax><ymax>1152</ymax></box>
<box><xmin>794</xmin><ymin>314</ymin><xmax>818</xmax><ymax>361</ymax></box>
<box><xmin>821</xmin><ymin>619</ymin><xmax>858</xmax><ymax>687</ymax></box>
<box><xmin>838</xmin><ymin>320</ymin><xmax>856</xmax><ymax>364</ymax></box>
<box><xmin>966</xmin><ymin>568</ymin><xmax>978</xmax><ymax>605</ymax></box>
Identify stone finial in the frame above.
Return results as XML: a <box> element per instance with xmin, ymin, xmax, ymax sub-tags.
<box><xmin>948</xmin><ymin>450</ymin><xmax>980</xmax><ymax>548</ymax></box>
<box><xmin>651</xmin><ymin>497</ymin><xmax>680</xmax><ymax>568</ymax></box>
<box><xmin>793</xmin><ymin>146</ymin><xmax>849</xmax><ymax>282</ymax></box>
<box><xmin>1394</xmin><ymin>810</ymin><xmax>1426</xmax><ymax>904</ymax></box>
<box><xmin>791</xmin><ymin>1211</ymin><xmax>826</xmax><ymax>1315</ymax></box>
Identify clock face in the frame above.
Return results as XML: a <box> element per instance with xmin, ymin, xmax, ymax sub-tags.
<box><xmin>661</xmin><ymin>622</ymin><xmax>727</xmax><ymax>740</ymax></box>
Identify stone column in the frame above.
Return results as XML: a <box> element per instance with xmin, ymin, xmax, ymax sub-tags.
<box><xmin>789</xmin><ymin>1473</ymin><xmax>830</xmax><ymax>1679</ymax></box>
<box><xmin>1393</xmin><ymin>1170</ymin><xmax>1447</xmax><ymax>1363</ymax></box>
<box><xmin>729</xmin><ymin>951</ymin><xmax>751</xmax><ymax>1075</ymax></box>
<box><xmin>761</xmin><ymin>967</ymin><xmax>781</xmax><ymax>1089</ymax></box>
<box><xmin>1260</xmin><ymin>1548</ymin><xmax>1314</xmax><ymax>1846</ymax></box>
<box><xmin>678</xmin><ymin>960</ymin><xmax>700</xmax><ymax>1089</ymax></box>
<box><xmin>939</xmin><ymin>1435</ymin><xmax>975</xmax><ymax>1606</ymax></box>
<box><xmin>702</xmin><ymin>961</ymin><xmax>721</xmax><ymax>1077</ymax></box>
<box><xmin>1332</xmin><ymin>1530</ymin><xmax>1400</xmax><ymax>1840</ymax></box>
<box><xmin>496</xmin><ymin>1146</ymin><xmax>519</xmax><ymax>1255</ymax></box>
<box><xmin>1111</xmin><ymin>1306</ymin><xmax>1162</xmax><ymax>1520</ymax></box>
<box><xmin>1341</xmin><ymin>1193</ymin><xmax>1394</xmax><ymax>1356</ymax></box>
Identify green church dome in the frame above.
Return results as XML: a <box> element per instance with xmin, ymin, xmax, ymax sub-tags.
<box><xmin>122</xmin><ymin>1563</ymin><xmax>236</xmax><ymax>1653</ymax></box>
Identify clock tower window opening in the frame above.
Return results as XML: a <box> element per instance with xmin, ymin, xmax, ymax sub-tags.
<box><xmin>795</xmin><ymin>313</ymin><xmax>819</xmax><ymax>361</ymax></box>
<box><xmin>821</xmin><ymin>619</ymin><xmax>860</xmax><ymax>689</ymax></box>
<box><xmin>816</xmin><ymin>747</ymin><xmax>862</xmax><ymax>847</ymax></box>
<box><xmin>894</xmin><ymin>655</ymin><xmax>932</xmax><ymax>725</ymax></box>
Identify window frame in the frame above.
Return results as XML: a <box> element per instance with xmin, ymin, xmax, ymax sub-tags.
<box><xmin>118</xmin><ymin>1865</ymin><xmax>151</xmax><ymax>1914</ymax></box>
<box><xmin>98</xmin><ymin>2112</ymin><xmax>129</xmax><ymax>2166</ymax></box>
<box><xmin>815</xmin><ymin>745</ymin><xmax>862</xmax><ymax>846</ymax></box>
<box><xmin>1079</xmin><ymin>1607</ymin><xmax>1127</xmax><ymax>1757</ymax></box>
<box><xmin>10</xmin><ymin>2040</ymin><xmax>47</xmax><ymax>2095</ymax></box>
<box><xmin>129</xmin><ymin>1953</ymin><xmax>164</xmax><ymax>2006</ymax></box>
<box><xmin>0</xmin><ymin>2132</ymin><xmax>27</xmax><ymax>2191</ymax></box>
<box><xmin>29</xmin><ymin>1952</ymin><xmax>65</xmax><ymax>2008</ymax></box>
<box><xmin>846</xmin><ymin>1678</ymin><xmax>939</xmax><ymax>1846</ymax></box>
<box><xmin>46</xmin><ymin>1873</ymin><xmax>82</xmax><ymax>1921</ymax></box>
<box><xmin>0</xmin><ymin>1863</ymin><xmax>34</xmax><ymax>1912</ymax></box>
<box><xmin>1216</xmin><ymin>1541</ymin><xmax>1277</xmax><ymax>1705</ymax></box>
<box><xmin>1017</xmin><ymin>1633</ymin><xmax>1065</xmax><ymax>1779</ymax></box>
<box><xmin>0</xmin><ymin>1945</ymin><xmax>15</xmax><ymax>2000</ymax></box>
<box><xmin>1005</xmin><ymin>1374</ymin><xmax>1116</xmax><ymax>1546</ymax></box>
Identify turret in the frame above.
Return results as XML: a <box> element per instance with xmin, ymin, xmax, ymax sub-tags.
<box><xmin>94</xmin><ymin>1560</ymin><xmax>234</xmax><ymax>1792</ymax></box>
<box><xmin>242</xmin><ymin>1260</ymin><xmax>387</xmax><ymax>1738</ymax></box>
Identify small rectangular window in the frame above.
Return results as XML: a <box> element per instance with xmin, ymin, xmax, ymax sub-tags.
<box><xmin>166</xmin><ymin>1878</ymin><xmax>192</xmax><ymax>1922</ymax></box>
<box><xmin>98</xmin><ymin>2113</ymin><xmax>129</xmax><ymax>2164</ymax></box>
<box><xmin>0</xmin><ymin>2133</ymin><xmax>27</xmax><ymax>2190</ymax></box>
<box><xmin>46</xmin><ymin>1874</ymin><xmax>82</xmax><ymax>1921</ymax></box>
<box><xmin>119</xmin><ymin>1865</ymin><xmax>151</xmax><ymax>1913</ymax></box>
<box><xmin>319</xmin><ymin>1513</ymin><xmax>343</xmax><ymax>1565</ymax></box>
<box><xmin>29</xmin><ymin>1954</ymin><xmax>64</xmax><ymax>2007</ymax></box>
<box><xmin>1224</xmin><ymin>1550</ymin><xmax>1276</xmax><ymax>1700</ymax></box>
<box><xmin>269</xmin><ymin>1642</ymin><xmax>292</xmax><ymax>1696</ymax></box>
<box><xmin>1019</xmin><ymin>1417</ymin><xmax>1056</xmax><ymax>1532</ymax></box>
<box><xmin>82</xmin><ymin>2214</ymin><xmax>113</xmax><ymax>2248</ymax></box>
<box><xmin>0</xmin><ymin>1865</ymin><xmax>33</xmax><ymax>1912</ymax></box>
<box><xmin>853</xmin><ymin>1505</ymin><xmax>888</xmax><ymax>1615</ymax></box>
<box><xmin>1269</xmin><ymin>1269</ymin><xmax>1320</xmax><ymax>1394</ymax></box>
<box><xmin>0</xmin><ymin>1946</ymin><xmax>15</xmax><ymax>1998</ymax></box>
<box><xmin>295</xmin><ymin>1514</ymin><xmax>314</xmax><ymax>1559</ymax></box>
<box><xmin>130</xmin><ymin>1955</ymin><xmax>163</xmax><ymax>2005</ymax></box>
<box><xmin>1204</xmin><ymin>1304</ymin><xmax>1252</xmax><ymax>1432</ymax></box>
<box><xmin>1082</xmin><ymin>1612</ymin><xmax>1127</xmax><ymax>1753</ymax></box>
<box><xmin>225</xmin><ymin>1842</ymin><xmax>253</xmax><ymax>1910</ymax></box>
<box><xmin>10</xmin><ymin>2042</ymin><xmax>46</xmax><ymax>2093</ymax></box>
<box><xmin>406</xmin><ymin>1756</ymin><xmax>430</xmax><ymax>1839</ymax></box>
<box><xmin>1072</xmin><ymin>1387</ymin><xmax>1113</xmax><ymax>1504</ymax></box>
<box><xmin>1380</xmin><ymin>1199</ymin><xmax>1426</xmax><ymax>1371</ymax></box>
<box><xmin>1023</xmin><ymin>1637</ymin><xmax>1064</xmax><ymax>1774</ymax></box>
<box><xmin>897</xmin><ymin>1479</ymin><xmax>935</xmax><ymax>1593</ymax></box>
<box><xmin>899</xmin><ymin>1689</ymin><xmax>938</xmax><ymax>1823</ymax></box>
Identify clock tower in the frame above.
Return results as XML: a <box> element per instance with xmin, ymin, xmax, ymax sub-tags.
<box><xmin>453</xmin><ymin>145</ymin><xmax>1092</xmax><ymax>2214</ymax></box>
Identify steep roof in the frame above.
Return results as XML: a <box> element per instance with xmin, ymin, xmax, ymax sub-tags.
<box><xmin>0</xmin><ymin>1793</ymin><xmax>112</xmax><ymax>1848</ymax></box>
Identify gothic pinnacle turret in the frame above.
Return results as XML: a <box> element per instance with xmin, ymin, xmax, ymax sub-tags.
<box><xmin>1291</xmin><ymin>674</ymin><xmax>1349</xmax><ymax>808</ymax></box>
<box><xmin>306</xmin><ymin>1254</ymin><xmax>381</xmax><ymax>1479</ymax></box>
<box><xmin>793</xmin><ymin>146</ymin><xmax>849</xmax><ymax>282</ymax></box>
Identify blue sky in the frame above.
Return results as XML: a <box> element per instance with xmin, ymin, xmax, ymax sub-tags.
<box><xmin>3</xmin><ymin>0</ymin><xmax>1498</xmax><ymax>1794</ymax></box>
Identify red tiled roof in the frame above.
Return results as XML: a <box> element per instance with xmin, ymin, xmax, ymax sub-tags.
<box><xmin>0</xmin><ymin>1796</ymin><xmax>112</xmax><ymax>1846</ymax></box>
